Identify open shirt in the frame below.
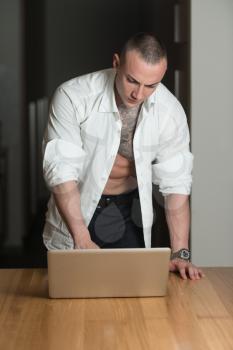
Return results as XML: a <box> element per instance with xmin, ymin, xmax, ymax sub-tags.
<box><xmin>42</xmin><ymin>68</ymin><xmax>193</xmax><ymax>249</ymax></box>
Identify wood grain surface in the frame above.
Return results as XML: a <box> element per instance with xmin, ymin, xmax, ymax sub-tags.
<box><xmin>0</xmin><ymin>268</ymin><xmax>232</xmax><ymax>350</ymax></box>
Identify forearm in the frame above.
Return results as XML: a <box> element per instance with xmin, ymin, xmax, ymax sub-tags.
<box><xmin>52</xmin><ymin>180</ymin><xmax>86</xmax><ymax>244</ymax></box>
<box><xmin>164</xmin><ymin>194</ymin><xmax>190</xmax><ymax>251</ymax></box>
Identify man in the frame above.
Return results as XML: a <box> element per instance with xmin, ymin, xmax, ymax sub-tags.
<box><xmin>42</xmin><ymin>32</ymin><xmax>204</xmax><ymax>280</ymax></box>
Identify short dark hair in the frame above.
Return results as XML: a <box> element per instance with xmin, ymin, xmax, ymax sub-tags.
<box><xmin>120</xmin><ymin>32</ymin><xmax>167</xmax><ymax>65</ymax></box>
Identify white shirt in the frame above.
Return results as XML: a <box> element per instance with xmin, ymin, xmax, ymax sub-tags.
<box><xmin>42</xmin><ymin>68</ymin><xmax>193</xmax><ymax>249</ymax></box>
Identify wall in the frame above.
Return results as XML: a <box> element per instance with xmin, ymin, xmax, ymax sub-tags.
<box><xmin>138</xmin><ymin>0</ymin><xmax>175</xmax><ymax>93</ymax></box>
<box><xmin>45</xmin><ymin>0</ymin><xmax>141</xmax><ymax>97</ymax></box>
<box><xmin>0</xmin><ymin>1</ymin><xmax>26</xmax><ymax>247</ymax></box>
<box><xmin>190</xmin><ymin>0</ymin><xmax>233</xmax><ymax>266</ymax></box>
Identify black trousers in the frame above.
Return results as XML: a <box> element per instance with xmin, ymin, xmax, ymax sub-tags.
<box><xmin>88</xmin><ymin>188</ymin><xmax>145</xmax><ymax>248</ymax></box>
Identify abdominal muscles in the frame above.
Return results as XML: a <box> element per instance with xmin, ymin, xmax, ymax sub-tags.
<box><xmin>102</xmin><ymin>153</ymin><xmax>138</xmax><ymax>195</ymax></box>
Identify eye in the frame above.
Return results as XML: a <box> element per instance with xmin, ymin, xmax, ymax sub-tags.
<box><xmin>126</xmin><ymin>76</ymin><xmax>137</xmax><ymax>84</ymax></box>
<box><xmin>145</xmin><ymin>84</ymin><xmax>158</xmax><ymax>89</ymax></box>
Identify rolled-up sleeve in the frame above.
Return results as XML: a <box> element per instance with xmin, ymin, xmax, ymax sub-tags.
<box><xmin>152</xmin><ymin>100</ymin><xmax>193</xmax><ymax>195</ymax></box>
<box><xmin>42</xmin><ymin>87</ymin><xmax>87</xmax><ymax>189</ymax></box>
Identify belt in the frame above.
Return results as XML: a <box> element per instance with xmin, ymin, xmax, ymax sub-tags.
<box><xmin>97</xmin><ymin>188</ymin><xmax>138</xmax><ymax>208</ymax></box>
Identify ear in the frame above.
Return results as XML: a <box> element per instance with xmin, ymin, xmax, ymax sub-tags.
<box><xmin>113</xmin><ymin>53</ymin><xmax>120</xmax><ymax>69</ymax></box>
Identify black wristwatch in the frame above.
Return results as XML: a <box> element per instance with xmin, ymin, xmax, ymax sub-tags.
<box><xmin>171</xmin><ymin>248</ymin><xmax>190</xmax><ymax>261</ymax></box>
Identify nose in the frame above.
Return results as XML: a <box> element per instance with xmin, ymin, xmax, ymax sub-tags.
<box><xmin>132</xmin><ymin>85</ymin><xmax>144</xmax><ymax>100</ymax></box>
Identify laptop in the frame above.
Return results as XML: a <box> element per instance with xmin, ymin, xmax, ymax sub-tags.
<box><xmin>47</xmin><ymin>248</ymin><xmax>171</xmax><ymax>298</ymax></box>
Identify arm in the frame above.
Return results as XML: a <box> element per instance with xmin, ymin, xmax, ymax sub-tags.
<box><xmin>152</xmin><ymin>99</ymin><xmax>204</xmax><ymax>279</ymax></box>
<box><xmin>43</xmin><ymin>88</ymin><xmax>99</xmax><ymax>249</ymax></box>
<box><xmin>165</xmin><ymin>193</ymin><xmax>189</xmax><ymax>251</ymax></box>
<box><xmin>165</xmin><ymin>193</ymin><xmax>204</xmax><ymax>280</ymax></box>
<box><xmin>52</xmin><ymin>180</ymin><xmax>99</xmax><ymax>249</ymax></box>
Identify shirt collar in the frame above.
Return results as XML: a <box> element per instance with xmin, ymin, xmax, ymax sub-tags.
<box><xmin>143</xmin><ymin>89</ymin><xmax>157</xmax><ymax>111</ymax></box>
<box><xmin>98</xmin><ymin>68</ymin><xmax>158</xmax><ymax>113</ymax></box>
<box><xmin>98</xmin><ymin>69</ymin><xmax>118</xmax><ymax>113</ymax></box>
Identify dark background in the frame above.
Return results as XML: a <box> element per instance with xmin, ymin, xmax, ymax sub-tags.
<box><xmin>0</xmin><ymin>0</ymin><xmax>190</xmax><ymax>267</ymax></box>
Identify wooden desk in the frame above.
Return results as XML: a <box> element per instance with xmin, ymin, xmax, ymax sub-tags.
<box><xmin>0</xmin><ymin>268</ymin><xmax>232</xmax><ymax>350</ymax></box>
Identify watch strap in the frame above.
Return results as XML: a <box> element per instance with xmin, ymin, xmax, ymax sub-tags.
<box><xmin>171</xmin><ymin>248</ymin><xmax>190</xmax><ymax>261</ymax></box>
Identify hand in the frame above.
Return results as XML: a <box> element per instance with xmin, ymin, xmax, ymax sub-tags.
<box><xmin>75</xmin><ymin>239</ymin><xmax>100</xmax><ymax>249</ymax></box>
<box><xmin>73</xmin><ymin>226</ymin><xmax>100</xmax><ymax>249</ymax></box>
<box><xmin>169</xmin><ymin>258</ymin><xmax>205</xmax><ymax>280</ymax></box>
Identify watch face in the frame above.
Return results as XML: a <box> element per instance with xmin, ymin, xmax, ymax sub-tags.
<box><xmin>181</xmin><ymin>250</ymin><xmax>190</xmax><ymax>259</ymax></box>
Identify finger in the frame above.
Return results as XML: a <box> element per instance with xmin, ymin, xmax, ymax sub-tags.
<box><xmin>194</xmin><ymin>268</ymin><xmax>202</xmax><ymax>280</ymax></box>
<box><xmin>191</xmin><ymin>266</ymin><xmax>206</xmax><ymax>280</ymax></box>
<box><xmin>196</xmin><ymin>268</ymin><xmax>205</xmax><ymax>279</ymax></box>
<box><xmin>198</xmin><ymin>269</ymin><xmax>205</xmax><ymax>278</ymax></box>
<box><xmin>169</xmin><ymin>260</ymin><xmax>177</xmax><ymax>272</ymax></box>
<box><xmin>179</xmin><ymin>267</ymin><xmax>187</xmax><ymax>280</ymax></box>
<box><xmin>188</xmin><ymin>266</ymin><xmax>196</xmax><ymax>280</ymax></box>
<box><xmin>193</xmin><ymin>269</ymin><xmax>201</xmax><ymax>280</ymax></box>
<box><xmin>189</xmin><ymin>265</ymin><xmax>204</xmax><ymax>279</ymax></box>
<box><xmin>90</xmin><ymin>241</ymin><xmax>100</xmax><ymax>249</ymax></box>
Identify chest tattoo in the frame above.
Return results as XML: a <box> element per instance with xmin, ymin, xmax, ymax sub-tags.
<box><xmin>117</xmin><ymin>104</ymin><xmax>141</xmax><ymax>161</ymax></box>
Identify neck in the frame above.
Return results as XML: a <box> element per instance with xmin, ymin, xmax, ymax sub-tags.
<box><xmin>114</xmin><ymin>83</ymin><xmax>123</xmax><ymax>108</ymax></box>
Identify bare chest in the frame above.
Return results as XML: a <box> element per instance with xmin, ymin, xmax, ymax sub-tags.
<box><xmin>117</xmin><ymin>104</ymin><xmax>140</xmax><ymax>161</ymax></box>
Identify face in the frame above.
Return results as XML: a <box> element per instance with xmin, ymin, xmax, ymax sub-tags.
<box><xmin>113</xmin><ymin>50</ymin><xmax>167</xmax><ymax>108</ymax></box>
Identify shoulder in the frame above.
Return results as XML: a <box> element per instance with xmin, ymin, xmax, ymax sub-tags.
<box><xmin>51</xmin><ymin>68</ymin><xmax>115</xmax><ymax>120</ymax></box>
<box><xmin>156</xmin><ymin>83</ymin><xmax>182</xmax><ymax>110</ymax></box>
<box><xmin>155</xmin><ymin>83</ymin><xmax>187</xmax><ymax>122</ymax></box>
<box><xmin>58</xmin><ymin>68</ymin><xmax>114</xmax><ymax>101</ymax></box>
